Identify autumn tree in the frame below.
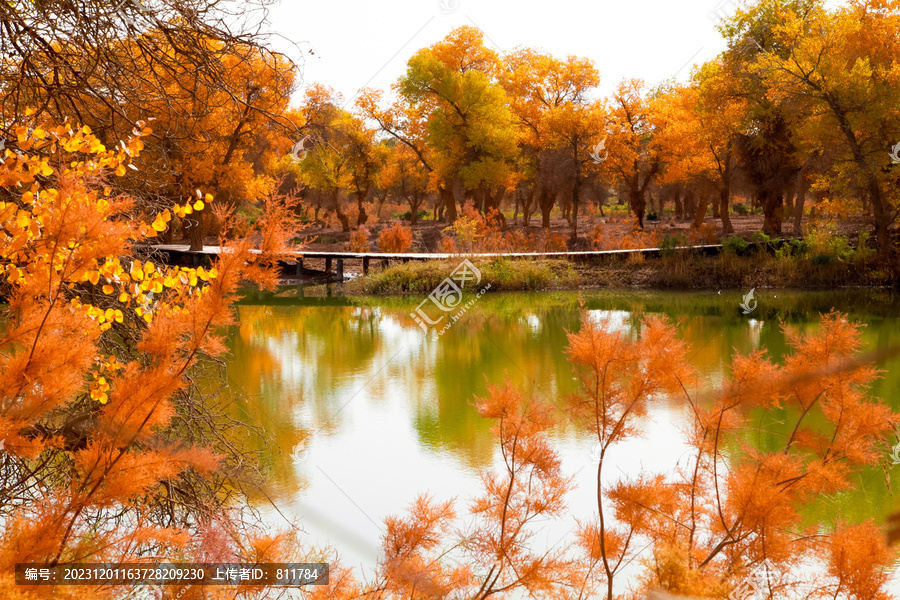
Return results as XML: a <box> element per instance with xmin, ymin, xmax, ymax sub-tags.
<box><xmin>343</xmin><ymin>113</ymin><xmax>386</xmax><ymax>227</ymax></box>
<box><xmin>563</xmin><ymin>314</ymin><xmax>696</xmax><ymax>600</ymax></box>
<box><xmin>653</xmin><ymin>76</ymin><xmax>746</xmax><ymax>234</ymax></box>
<box><xmin>716</xmin><ymin>0</ymin><xmax>817</xmax><ymax>236</ymax></box>
<box><xmin>366</xmin><ymin>380</ymin><xmax>573</xmax><ymax>600</ymax></box>
<box><xmin>503</xmin><ymin>48</ymin><xmax>605</xmax><ymax>239</ymax></box>
<box><xmin>745</xmin><ymin>0</ymin><xmax>900</xmax><ymax>253</ymax></box>
<box><xmin>399</xmin><ymin>26</ymin><xmax>519</xmax><ymax>225</ymax></box>
<box><xmin>296</xmin><ymin>84</ymin><xmax>354</xmax><ymax>231</ymax></box>
<box><xmin>563</xmin><ymin>309</ymin><xmax>898</xmax><ymax>599</ymax></box>
<box><xmin>603</xmin><ymin>80</ymin><xmax>662</xmax><ymax>230</ymax></box>
<box><xmin>0</xmin><ymin>0</ymin><xmax>302</xmax><ymax>250</ymax></box>
<box><xmin>381</xmin><ymin>143</ymin><xmax>431</xmax><ymax>225</ymax></box>
<box><xmin>0</xmin><ymin>118</ymin><xmax>308</xmax><ymax>597</ymax></box>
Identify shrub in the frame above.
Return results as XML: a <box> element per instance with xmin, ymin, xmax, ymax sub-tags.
<box><xmin>646</xmin><ymin>211</ymin><xmax>658</xmax><ymax>221</ymax></box>
<box><xmin>438</xmin><ymin>235</ymin><xmax>458</xmax><ymax>253</ymax></box>
<box><xmin>722</xmin><ymin>235</ymin><xmax>750</xmax><ymax>256</ymax></box>
<box><xmin>732</xmin><ymin>202</ymin><xmax>750</xmax><ymax>216</ymax></box>
<box><xmin>693</xmin><ymin>223</ymin><xmax>717</xmax><ymax>245</ymax></box>
<box><xmin>378</xmin><ymin>222</ymin><xmax>414</xmax><ymax>253</ymax></box>
<box><xmin>659</xmin><ymin>233</ymin><xmax>688</xmax><ymax>258</ymax></box>
<box><xmin>349</xmin><ymin>227</ymin><xmax>370</xmax><ymax>252</ymax></box>
<box><xmin>775</xmin><ymin>238</ymin><xmax>807</xmax><ymax>259</ymax></box>
<box><xmin>399</xmin><ymin>209</ymin><xmax>429</xmax><ymax>222</ymax></box>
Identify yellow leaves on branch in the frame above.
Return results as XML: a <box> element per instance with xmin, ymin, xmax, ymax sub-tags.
<box><xmin>1</xmin><ymin>116</ymin><xmax>223</xmax><ymax>403</ymax></box>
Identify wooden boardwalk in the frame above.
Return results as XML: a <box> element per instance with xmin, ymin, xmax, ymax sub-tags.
<box><xmin>141</xmin><ymin>243</ymin><xmax>725</xmax><ymax>278</ymax></box>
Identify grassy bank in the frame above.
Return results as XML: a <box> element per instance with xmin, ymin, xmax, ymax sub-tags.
<box><xmin>343</xmin><ymin>249</ymin><xmax>895</xmax><ymax>296</ymax></box>
<box><xmin>344</xmin><ymin>258</ymin><xmax>582</xmax><ymax>294</ymax></box>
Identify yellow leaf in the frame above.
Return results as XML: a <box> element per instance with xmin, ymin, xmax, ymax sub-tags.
<box><xmin>151</xmin><ymin>214</ymin><xmax>167</xmax><ymax>232</ymax></box>
<box><xmin>115</xmin><ymin>164</ymin><xmax>126</xmax><ymax>177</ymax></box>
<box><xmin>193</xmin><ymin>200</ymin><xmax>204</xmax><ymax>211</ymax></box>
<box><xmin>102</xmin><ymin>285</ymin><xmax>114</xmax><ymax>295</ymax></box>
<box><xmin>130</xmin><ymin>261</ymin><xmax>144</xmax><ymax>281</ymax></box>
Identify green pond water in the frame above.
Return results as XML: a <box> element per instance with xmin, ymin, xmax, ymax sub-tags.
<box><xmin>220</xmin><ymin>286</ymin><xmax>900</xmax><ymax>591</ymax></box>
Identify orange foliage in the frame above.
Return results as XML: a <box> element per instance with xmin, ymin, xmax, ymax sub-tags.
<box><xmin>350</xmin><ymin>227</ymin><xmax>370</xmax><ymax>252</ymax></box>
<box><xmin>563</xmin><ymin>310</ymin><xmax>898</xmax><ymax>598</ymax></box>
<box><xmin>0</xmin><ymin>118</ymin><xmax>306</xmax><ymax>596</ymax></box>
<box><xmin>377</xmin><ymin>222</ymin><xmax>414</xmax><ymax>253</ymax></box>
<box><xmin>591</xmin><ymin>219</ymin><xmax>662</xmax><ymax>251</ymax></box>
<box><xmin>689</xmin><ymin>223</ymin><xmax>717</xmax><ymax>245</ymax></box>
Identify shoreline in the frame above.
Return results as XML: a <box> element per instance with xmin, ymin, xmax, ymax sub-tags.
<box><xmin>305</xmin><ymin>253</ymin><xmax>898</xmax><ymax>297</ymax></box>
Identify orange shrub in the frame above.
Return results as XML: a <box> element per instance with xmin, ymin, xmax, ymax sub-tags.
<box><xmin>688</xmin><ymin>224</ymin><xmax>715</xmax><ymax>246</ymax></box>
<box><xmin>592</xmin><ymin>220</ymin><xmax>662</xmax><ymax>251</ymax></box>
<box><xmin>438</xmin><ymin>235</ymin><xmax>458</xmax><ymax>253</ymax></box>
<box><xmin>377</xmin><ymin>222</ymin><xmax>414</xmax><ymax>252</ymax></box>
<box><xmin>541</xmin><ymin>232</ymin><xmax>569</xmax><ymax>252</ymax></box>
<box><xmin>350</xmin><ymin>227</ymin><xmax>370</xmax><ymax>252</ymax></box>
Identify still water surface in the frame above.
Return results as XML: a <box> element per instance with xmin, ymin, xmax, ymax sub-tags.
<box><xmin>222</xmin><ymin>287</ymin><xmax>900</xmax><ymax>592</ymax></box>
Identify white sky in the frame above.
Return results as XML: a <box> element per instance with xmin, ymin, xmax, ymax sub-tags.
<box><xmin>265</xmin><ymin>0</ymin><xmax>739</xmax><ymax>107</ymax></box>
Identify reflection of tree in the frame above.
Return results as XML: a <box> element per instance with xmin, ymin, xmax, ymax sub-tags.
<box><xmin>224</xmin><ymin>288</ymin><xmax>900</xmax><ymax>523</ymax></box>
<box><xmin>225</xmin><ymin>305</ymin><xmax>383</xmax><ymax>490</ymax></box>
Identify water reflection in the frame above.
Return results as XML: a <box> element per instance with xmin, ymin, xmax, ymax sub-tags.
<box><xmin>222</xmin><ymin>288</ymin><xmax>900</xmax><ymax>583</ymax></box>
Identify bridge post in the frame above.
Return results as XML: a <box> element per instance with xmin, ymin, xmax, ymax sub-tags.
<box><xmin>382</xmin><ymin>259</ymin><xmax>389</xmax><ymax>270</ymax></box>
<box><xmin>295</xmin><ymin>257</ymin><xmax>304</xmax><ymax>277</ymax></box>
<box><xmin>363</xmin><ymin>257</ymin><xmax>370</xmax><ymax>275</ymax></box>
<box><xmin>325</xmin><ymin>257</ymin><xmax>332</xmax><ymax>273</ymax></box>
<box><xmin>336</xmin><ymin>259</ymin><xmax>344</xmax><ymax>280</ymax></box>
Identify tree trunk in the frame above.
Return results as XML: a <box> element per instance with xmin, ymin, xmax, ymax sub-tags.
<box><xmin>408</xmin><ymin>194</ymin><xmax>420</xmax><ymax>226</ymax></box>
<box><xmin>571</xmin><ymin>180</ymin><xmax>581</xmax><ymax>242</ymax></box>
<box><xmin>629</xmin><ymin>189</ymin><xmax>646</xmax><ymax>230</ymax></box>
<box><xmin>332</xmin><ymin>191</ymin><xmax>350</xmax><ymax>232</ymax></box>
<box><xmin>513</xmin><ymin>189</ymin><xmax>520</xmax><ymax>225</ymax></box>
<box><xmin>761</xmin><ymin>189</ymin><xmax>783</xmax><ymax>236</ymax></box>
<box><xmin>684</xmin><ymin>190</ymin><xmax>696</xmax><ymax>221</ymax></box>
<box><xmin>357</xmin><ymin>192</ymin><xmax>369</xmax><ymax>226</ymax></box>
<box><xmin>793</xmin><ymin>163</ymin><xmax>811</xmax><ymax>237</ymax></box>
<box><xmin>484</xmin><ymin>188</ymin><xmax>507</xmax><ymax>228</ymax></box>
<box><xmin>719</xmin><ymin>186</ymin><xmax>734</xmax><ymax>235</ymax></box>
<box><xmin>187</xmin><ymin>210</ymin><xmax>204</xmax><ymax>252</ymax></box>
<box><xmin>523</xmin><ymin>187</ymin><xmax>535</xmax><ymax>227</ymax></box>
<box><xmin>539</xmin><ymin>187</ymin><xmax>554</xmax><ymax>229</ymax></box>
<box><xmin>692</xmin><ymin>194</ymin><xmax>709</xmax><ymax>230</ymax></box>
<box><xmin>440</xmin><ymin>185</ymin><xmax>457</xmax><ymax>222</ymax></box>
<box><xmin>826</xmin><ymin>96</ymin><xmax>891</xmax><ymax>255</ymax></box>
<box><xmin>674</xmin><ymin>190</ymin><xmax>684</xmax><ymax>219</ymax></box>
